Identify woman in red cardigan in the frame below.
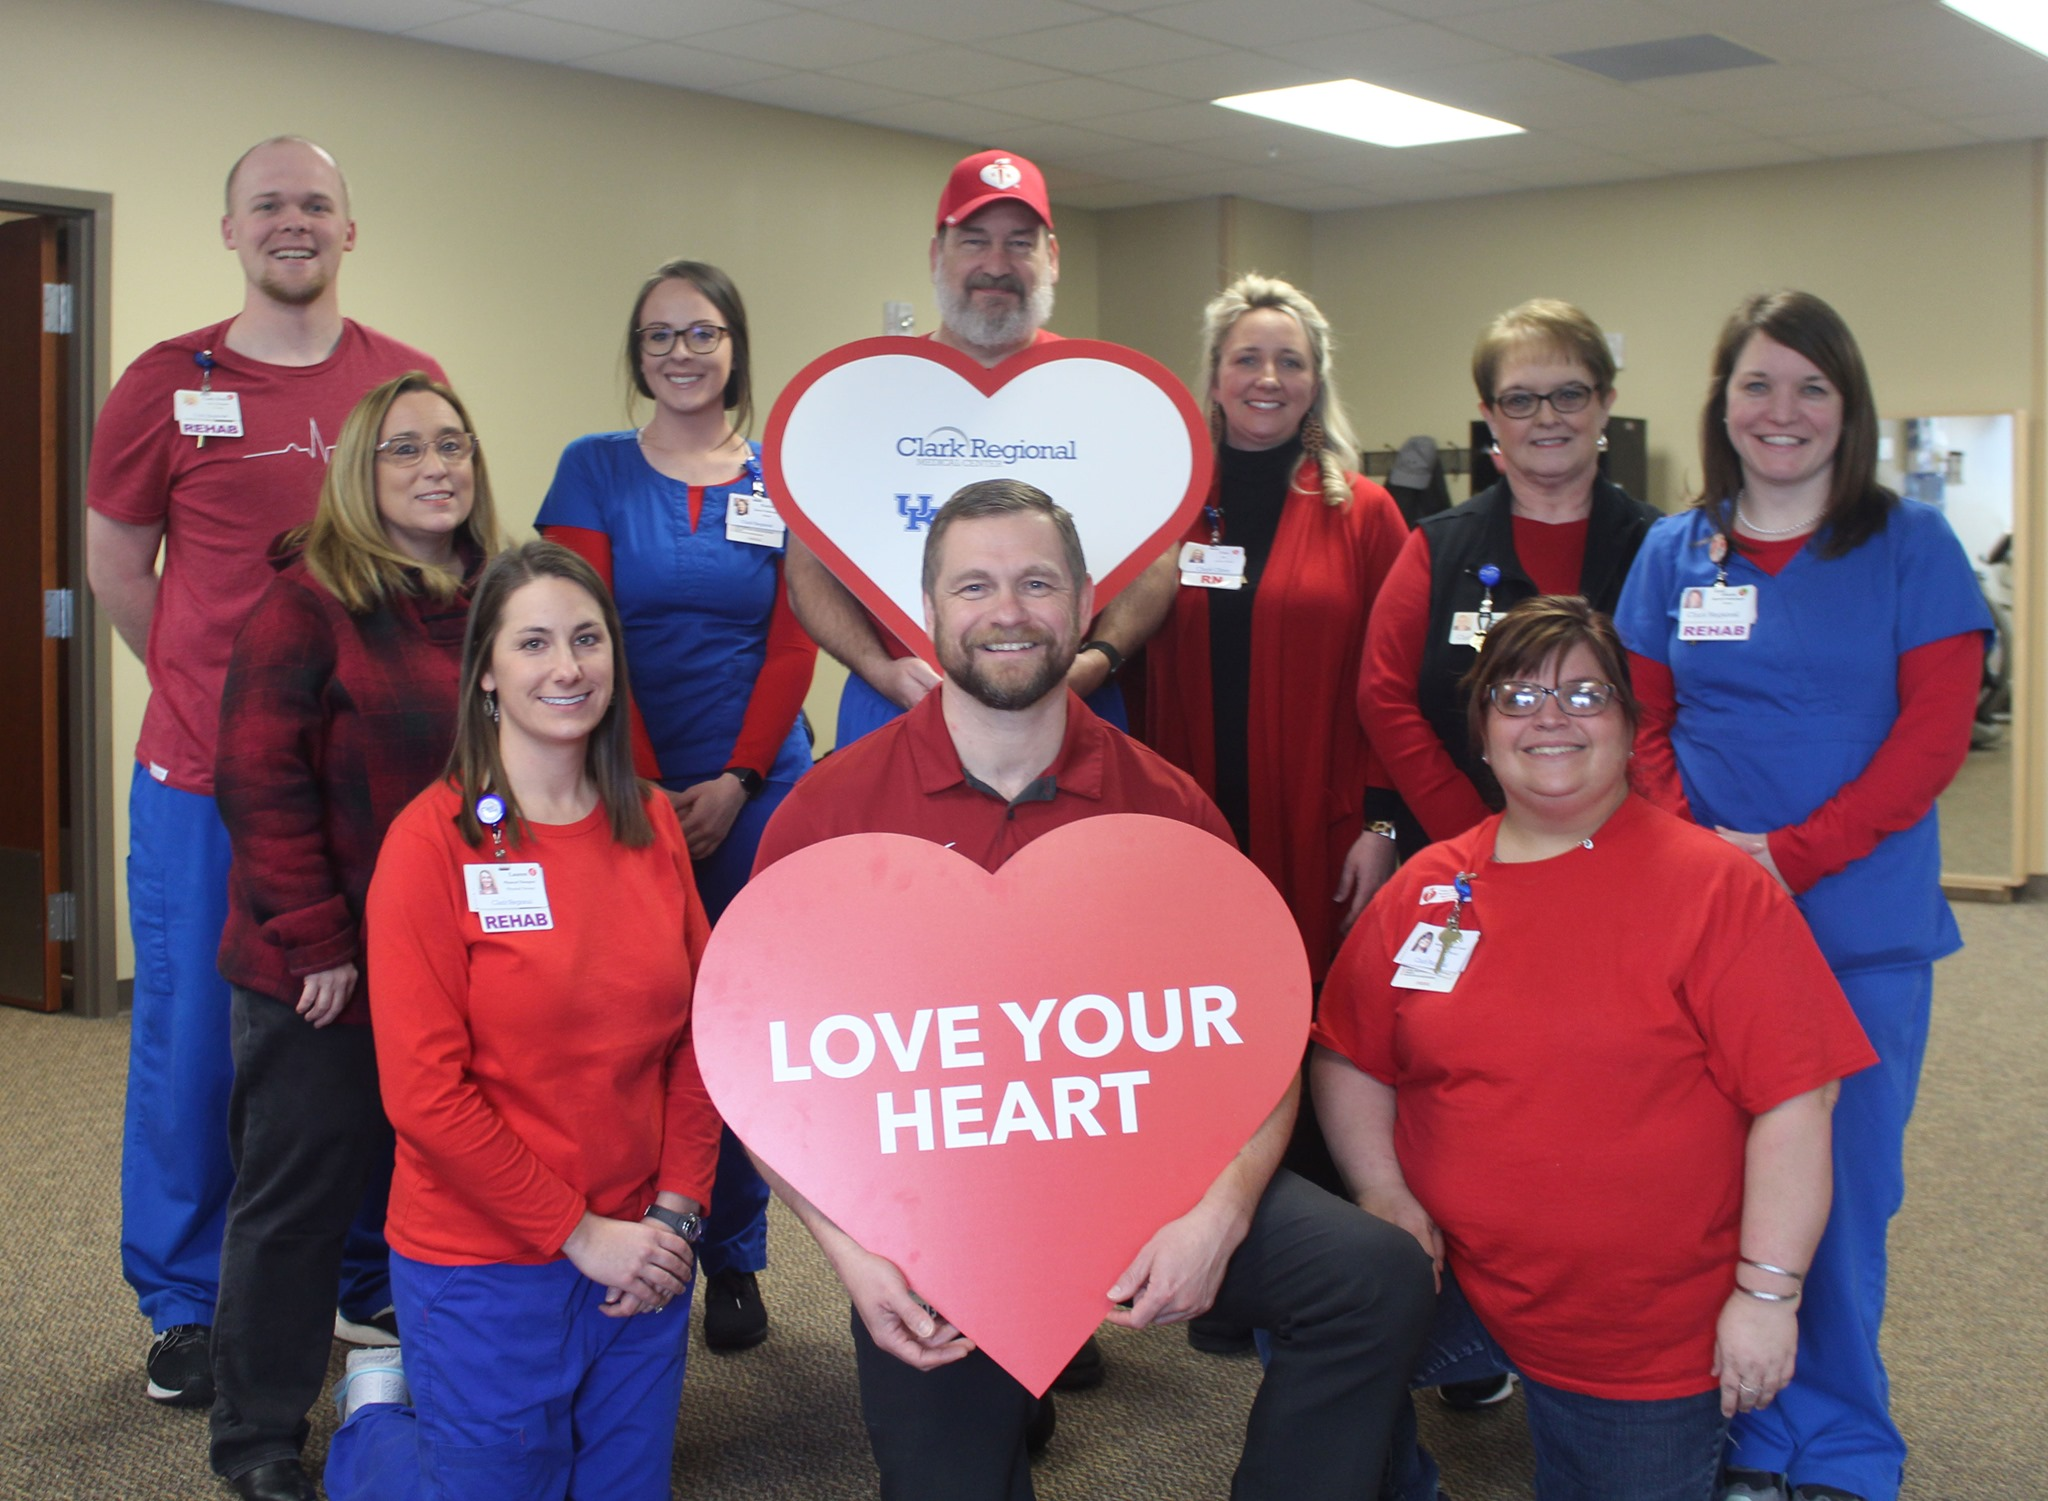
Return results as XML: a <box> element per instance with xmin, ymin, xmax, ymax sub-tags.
<box><xmin>1144</xmin><ymin>274</ymin><xmax>1409</xmax><ymax>985</ymax></box>
<box><xmin>208</xmin><ymin>372</ymin><xmax>503</xmax><ymax>1501</ymax></box>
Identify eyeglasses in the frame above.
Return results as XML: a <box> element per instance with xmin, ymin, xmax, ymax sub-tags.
<box><xmin>375</xmin><ymin>432</ymin><xmax>477</xmax><ymax>466</ymax></box>
<box><xmin>1488</xmin><ymin>679</ymin><xmax>1617</xmax><ymax>716</ymax></box>
<box><xmin>635</xmin><ymin>322</ymin><xmax>729</xmax><ymax>356</ymax></box>
<box><xmin>1491</xmin><ymin>383</ymin><xmax>1595</xmax><ymax>420</ymax></box>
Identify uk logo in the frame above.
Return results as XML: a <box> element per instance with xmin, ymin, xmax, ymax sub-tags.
<box><xmin>980</xmin><ymin>158</ymin><xmax>1022</xmax><ymax>191</ymax></box>
<box><xmin>897</xmin><ymin>493</ymin><xmax>940</xmax><ymax>532</ymax></box>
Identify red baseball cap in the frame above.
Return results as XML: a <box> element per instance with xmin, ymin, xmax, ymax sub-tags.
<box><xmin>935</xmin><ymin>150</ymin><xmax>1054</xmax><ymax>233</ymax></box>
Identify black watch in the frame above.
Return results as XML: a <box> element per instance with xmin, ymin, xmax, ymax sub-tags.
<box><xmin>643</xmin><ymin>1204</ymin><xmax>706</xmax><ymax>1243</ymax></box>
<box><xmin>722</xmin><ymin>766</ymin><xmax>764</xmax><ymax>798</ymax></box>
<box><xmin>1078</xmin><ymin>639</ymin><xmax>1126</xmax><ymax>677</ymax></box>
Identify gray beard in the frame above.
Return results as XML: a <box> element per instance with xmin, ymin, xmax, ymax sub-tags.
<box><xmin>934</xmin><ymin>278</ymin><xmax>1054</xmax><ymax>354</ymax></box>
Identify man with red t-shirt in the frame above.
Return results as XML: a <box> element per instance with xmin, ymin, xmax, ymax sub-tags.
<box><xmin>752</xmin><ymin>481</ymin><xmax>1432</xmax><ymax>1500</ymax></box>
<box><xmin>783</xmin><ymin>148</ymin><xmax>1176</xmax><ymax>749</ymax></box>
<box><xmin>86</xmin><ymin>136</ymin><xmax>444</xmax><ymax>1420</ymax></box>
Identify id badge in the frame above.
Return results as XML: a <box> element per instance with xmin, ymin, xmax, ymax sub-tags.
<box><xmin>1677</xmin><ymin>583</ymin><xmax>1757</xmax><ymax>642</ymax></box>
<box><xmin>174</xmin><ymin>389</ymin><xmax>243</xmax><ymax>438</ymax></box>
<box><xmin>1390</xmin><ymin>919</ymin><xmax>1479</xmax><ymax>992</ymax></box>
<box><xmin>1447</xmin><ymin>611</ymin><xmax>1481</xmax><ymax>647</ymax></box>
<box><xmin>466</xmin><ymin>862</ymin><xmax>554</xmax><ymax>931</ymax></box>
<box><xmin>726</xmin><ymin>490</ymin><xmax>786</xmax><ymax>547</ymax></box>
<box><xmin>1179</xmin><ymin>541</ymin><xmax>1246</xmax><ymax>590</ymax></box>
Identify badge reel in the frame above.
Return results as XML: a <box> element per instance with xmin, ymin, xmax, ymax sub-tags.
<box><xmin>1448</xmin><ymin>565</ymin><xmax>1501</xmax><ymax>649</ymax></box>
<box><xmin>174</xmin><ymin>349</ymin><xmax>243</xmax><ymax>447</ymax></box>
<box><xmin>1677</xmin><ymin>534</ymin><xmax>1758</xmax><ymax>642</ymax></box>
<box><xmin>1179</xmin><ymin>498</ymin><xmax>1246</xmax><ymax>590</ymax></box>
<box><xmin>725</xmin><ymin>453</ymin><xmax>787</xmax><ymax>548</ymax></box>
<box><xmin>466</xmin><ymin>793</ymin><xmax>555</xmax><ymax>931</ymax></box>
<box><xmin>1392</xmin><ymin>873</ymin><xmax>1479</xmax><ymax>993</ymax></box>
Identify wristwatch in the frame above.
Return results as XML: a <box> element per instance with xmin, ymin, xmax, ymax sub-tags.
<box><xmin>1366</xmin><ymin>820</ymin><xmax>1398</xmax><ymax>841</ymax></box>
<box><xmin>722</xmin><ymin>766</ymin><xmax>765</xmax><ymax>799</ymax></box>
<box><xmin>643</xmin><ymin>1204</ymin><xmax>706</xmax><ymax>1243</ymax></box>
<box><xmin>1077</xmin><ymin>639</ymin><xmax>1126</xmax><ymax>677</ymax></box>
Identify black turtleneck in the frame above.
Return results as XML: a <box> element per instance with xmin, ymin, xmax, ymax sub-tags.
<box><xmin>1208</xmin><ymin>438</ymin><xmax>1300</xmax><ymax>849</ymax></box>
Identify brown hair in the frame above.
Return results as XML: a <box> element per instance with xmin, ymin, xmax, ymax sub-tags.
<box><xmin>1201</xmin><ymin>273</ymin><xmax>1358</xmax><ymax>507</ymax></box>
<box><xmin>287</xmin><ymin>372</ymin><xmax>504</xmax><ymax>614</ymax></box>
<box><xmin>445</xmin><ymin>541</ymin><xmax>652</xmax><ymax>851</ymax></box>
<box><xmin>1471</xmin><ymin>298</ymin><xmax>1616</xmax><ymax>405</ymax></box>
<box><xmin>921</xmin><ymin>479</ymin><xmax>1088</xmax><ymax>599</ymax></box>
<box><xmin>625</xmin><ymin>259</ymin><xmax>754</xmax><ymax>438</ymax></box>
<box><xmin>1694</xmin><ymin>289</ymin><xmax>1890</xmax><ymax>559</ymax></box>
<box><xmin>1459</xmin><ymin>595</ymin><xmax>1638</xmax><ymax>757</ymax></box>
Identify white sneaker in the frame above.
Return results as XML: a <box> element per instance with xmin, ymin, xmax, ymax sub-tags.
<box><xmin>334</xmin><ymin>1347</ymin><xmax>409</xmax><ymax>1423</ymax></box>
<box><xmin>334</xmin><ymin>1305</ymin><xmax>400</xmax><ymax>1347</ymax></box>
<box><xmin>1720</xmin><ymin>1471</ymin><xmax>1789</xmax><ymax>1501</ymax></box>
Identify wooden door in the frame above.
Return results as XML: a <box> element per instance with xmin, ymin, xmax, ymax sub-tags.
<box><xmin>0</xmin><ymin>215</ymin><xmax>67</xmax><ymax>1011</ymax></box>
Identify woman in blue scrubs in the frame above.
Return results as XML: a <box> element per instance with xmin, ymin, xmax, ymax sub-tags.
<box><xmin>537</xmin><ymin>260</ymin><xmax>817</xmax><ymax>1353</ymax></box>
<box><xmin>1615</xmin><ymin>291</ymin><xmax>1990</xmax><ymax>1501</ymax></box>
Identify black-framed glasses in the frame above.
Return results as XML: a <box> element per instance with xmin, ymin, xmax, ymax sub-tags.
<box><xmin>375</xmin><ymin>432</ymin><xmax>477</xmax><ymax>466</ymax></box>
<box><xmin>1491</xmin><ymin>383</ymin><xmax>1595</xmax><ymax>419</ymax></box>
<box><xmin>1489</xmin><ymin>679</ymin><xmax>1617</xmax><ymax>716</ymax></box>
<box><xmin>635</xmin><ymin>322</ymin><xmax>729</xmax><ymax>356</ymax></box>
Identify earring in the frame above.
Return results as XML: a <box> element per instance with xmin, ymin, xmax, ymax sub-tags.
<box><xmin>484</xmin><ymin>690</ymin><xmax>499</xmax><ymax>723</ymax></box>
<box><xmin>1299</xmin><ymin>410</ymin><xmax>1326</xmax><ymax>464</ymax></box>
<box><xmin>1488</xmin><ymin>439</ymin><xmax>1502</xmax><ymax>459</ymax></box>
<box><xmin>1596</xmin><ymin>432</ymin><xmax>1610</xmax><ymax>452</ymax></box>
<box><xmin>1208</xmin><ymin>403</ymin><xmax>1226</xmax><ymax>449</ymax></box>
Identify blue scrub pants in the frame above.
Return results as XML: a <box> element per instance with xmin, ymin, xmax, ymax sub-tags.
<box><xmin>1725</xmin><ymin>962</ymin><xmax>1930</xmax><ymax>1501</ymax></box>
<box><xmin>834</xmin><ymin>673</ymin><xmax>1127</xmax><ymax>750</ymax></box>
<box><xmin>121</xmin><ymin>766</ymin><xmax>397</xmax><ymax>1332</ymax></box>
<box><xmin>326</xmin><ymin>1252</ymin><xmax>691</xmax><ymax>1501</ymax></box>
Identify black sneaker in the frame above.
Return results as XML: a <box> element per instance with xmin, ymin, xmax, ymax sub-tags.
<box><xmin>1025</xmin><ymin>1392</ymin><xmax>1057</xmax><ymax>1458</ymax></box>
<box><xmin>145</xmin><ymin>1323</ymin><xmax>214</xmax><ymax>1408</ymax></box>
<box><xmin>702</xmin><ymin>1269</ymin><xmax>768</xmax><ymax>1352</ymax></box>
<box><xmin>1437</xmin><ymin>1372</ymin><xmax>1516</xmax><ymax>1410</ymax></box>
<box><xmin>1050</xmin><ymin>1334</ymin><xmax>1104</xmax><ymax>1391</ymax></box>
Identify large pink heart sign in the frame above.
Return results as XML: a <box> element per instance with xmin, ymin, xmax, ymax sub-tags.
<box><xmin>692</xmin><ymin>814</ymin><xmax>1308</xmax><ymax>1395</ymax></box>
<box><xmin>763</xmin><ymin>337</ymin><xmax>1212</xmax><ymax>668</ymax></box>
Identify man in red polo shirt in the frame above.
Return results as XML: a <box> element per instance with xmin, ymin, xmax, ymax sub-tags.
<box><xmin>751</xmin><ymin>480</ymin><xmax>1432</xmax><ymax>1500</ymax></box>
<box><xmin>782</xmin><ymin>148</ymin><xmax>1176</xmax><ymax>748</ymax></box>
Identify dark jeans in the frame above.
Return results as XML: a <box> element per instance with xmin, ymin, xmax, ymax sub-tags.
<box><xmin>1387</xmin><ymin>1271</ymin><xmax>1727</xmax><ymax>1501</ymax></box>
<box><xmin>851</xmin><ymin>1168</ymin><xmax>1435</xmax><ymax>1501</ymax></box>
<box><xmin>209</xmin><ymin>988</ymin><xmax>393</xmax><ymax>1479</ymax></box>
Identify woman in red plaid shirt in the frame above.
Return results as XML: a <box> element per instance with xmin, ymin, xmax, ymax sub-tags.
<box><xmin>206</xmin><ymin>372</ymin><xmax>503</xmax><ymax>1500</ymax></box>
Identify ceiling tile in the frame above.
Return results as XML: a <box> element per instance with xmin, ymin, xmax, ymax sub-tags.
<box><xmin>1783</xmin><ymin>121</ymin><xmax>1980</xmax><ymax>156</ymax></box>
<box><xmin>1083</xmin><ymin>102</ymin><xmax>1257</xmax><ymax>145</ymax></box>
<box><xmin>981</xmin><ymin>17</ymin><xmax>1227</xmax><ymax>73</ymax></box>
<box><xmin>978</xmin><ymin>74</ymin><xmax>1185</xmax><ymax>122</ymax></box>
<box><xmin>986</xmin><ymin>121</ymin><xmax>1158</xmax><ymax>158</ymax></box>
<box><xmin>1096</xmin><ymin>52</ymin><xmax>1330</xmax><ymax>102</ymax></box>
<box><xmin>577</xmin><ymin>42</ymin><xmax>793</xmax><ymax>90</ymax></box>
<box><xmin>844</xmin><ymin>97</ymin><xmax>1047</xmax><ymax>141</ymax></box>
<box><xmin>719</xmin><ymin>70</ymin><xmax>927</xmax><ymax>114</ymax></box>
<box><xmin>1263</xmin><ymin>20</ymin><xmax>1515</xmax><ymax>78</ymax></box>
<box><xmin>827</xmin><ymin>44</ymin><xmax>1066</xmax><ymax>95</ymax></box>
<box><xmin>687</xmin><ymin>11</ymin><xmax>926</xmax><ymax>68</ymax></box>
<box><xmin>1622</xmin><ymin>137</ymin><xmax>1823</xmax><ymax>172</ymax></box>
<box><xmin>1632</xmin><ymin>59</ymin><xmax>1862</xmax><ymax>110</ymax></box>
<box><xmin>1140</xmin><ymin>0</ymin><xmax>1408</xmax><ymax>49</ymax></box>
<box><xmin>829</xmin><ymin>0</ymin><xmax>1101</xmax><ymax>42</ymax></box>
<box><xmin>1439</xmin><ymin>0</ymin><xmax>1712</xmax><ymax>54</ymax></box>
<box><xmin>1061</xmin><ymin>141</ymin><xmax>1226</xmax><ymax>180</ymax></box>
<box><xmin>1948</xmin><ymin>107</ymin><xmax>2048</xmax><ymax>141</ymax></box>
<box><xmin>405</xmin><ymin>8</ymin><xmax>635</xmax><ymax>62</ymax></box>
<box><xmin>1732</xmin><ymin>94</ymin><xmax>1933</xmax><ymax>138</ymax></box>
<box><xmin>210</xmin><ymin>0</ymin><xmax>481</xmax><ymax>29</ymax></box>
<box><xmin>512</xmin><ymin>0</ymin><xmax>793</xmax><ymax>42</ymax></box>
<box><xmin>1891</xmin><ymin>75</ymin><xmax>2048</xmax><ymax>121</ymax></box>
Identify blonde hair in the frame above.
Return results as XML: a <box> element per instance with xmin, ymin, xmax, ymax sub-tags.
<box><xmin>1471</xmin><ymin>299</ymin><xmax>1616</xmax><ymax>404</ymax></box>
<box><xmin>292</xmin><ymin>372</ymin><xmax>504</xmax><ymax>614</ymax></box>
<box><xmin>1201</xmin><ymin>273</ymin><xmax>1358</xmax><ymax>508</ymax></box>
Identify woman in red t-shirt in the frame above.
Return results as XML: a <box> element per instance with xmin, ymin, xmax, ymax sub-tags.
<box><xmin>1316</xmin><ymin>597</ymin><xmax>1874</xmax><ymax>1501</ymax></box>
<box><xmin>326</xmin><ymin>541</ymin><xmax>722</xmax><ymax>1501</ymax></box>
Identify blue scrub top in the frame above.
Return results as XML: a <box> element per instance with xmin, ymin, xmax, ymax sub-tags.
<box><xmin>536</xmin><ymin>433</ymin><xmax>811</xmax><ymax>787</ymax></box>
<box><xmin>1614</xmin><ymin>501</ymin><xmax>1990</xmax><ymax>973</ymax></box>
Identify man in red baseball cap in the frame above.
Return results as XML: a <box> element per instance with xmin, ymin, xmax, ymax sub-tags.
<box><xmin>785</xmin><ymin>148</ymin><xmax>1175</xmax><ymax>754</ymax></box>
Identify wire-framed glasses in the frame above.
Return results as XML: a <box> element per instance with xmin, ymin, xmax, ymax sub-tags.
<box><xmin>1488</xmin><ymin>679</ymin><xmax>1617</xmax><ymax>716</ymax></box>
<box><xmin>375</xmin><ymin>432</ymin><xmax>477</xmax><ymax>466</ymax></box>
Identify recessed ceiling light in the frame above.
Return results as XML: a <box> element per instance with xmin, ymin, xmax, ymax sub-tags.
<box><xmin>1213</xmin><ymin>79</ymin><xmax>1523</xmax><ymax>148</ymax></box>
<box><xmin>1943</xmin><ymin>0</ymin><xmax>2048</xmax><ymax>59</ymax></box>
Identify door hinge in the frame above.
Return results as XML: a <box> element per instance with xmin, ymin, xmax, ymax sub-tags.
<box><xmin>48</xmin><ymin>892</ymin><xmax>76</xmax><ymax>944</ymax></box>
<box><xmin>43</xmin><ymin>283</ymin><xmax>73</xmax><ymax>335</ymax></box>
<box><xmin>44</xmin><ymin>588</ymin><xmax>74</xmax><ymax>639</ymax></box>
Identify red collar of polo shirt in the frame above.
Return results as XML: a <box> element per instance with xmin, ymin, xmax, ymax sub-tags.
<box><xmin>902</xmin><ymin>686</ymin><xmax>1108</xmax><ymax>804</ymax></box>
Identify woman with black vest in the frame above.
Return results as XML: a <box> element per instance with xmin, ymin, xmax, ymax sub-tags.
<box><xmin>1359</xmin><ymin>299</ymin><xmax>1658</xmax><ymax>863</ymax></box>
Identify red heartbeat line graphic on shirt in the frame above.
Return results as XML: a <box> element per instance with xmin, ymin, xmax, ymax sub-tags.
<box><xmin>242</xmin><ymin>419</ymin><xmax>335</xmax><ymax>463</ymax></box>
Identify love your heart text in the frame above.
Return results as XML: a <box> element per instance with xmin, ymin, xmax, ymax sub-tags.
<box><xmin>764</xmin><ymin>987</ymin><xmax>1242</xmax><ymax>1154</ymax></box>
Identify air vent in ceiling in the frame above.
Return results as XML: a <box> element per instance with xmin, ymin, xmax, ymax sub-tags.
<box><xmin>1553</xmin><ymin>34</ymin><xmax>1775</xmax><ymax>83</ymax></box>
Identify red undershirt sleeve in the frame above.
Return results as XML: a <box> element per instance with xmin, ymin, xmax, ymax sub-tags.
<box><xmin>1626</xmin><ymin>651</ymin><xmax>1692</xmax><ymax>818</ymax></box>
<box><xmin>727</xmin><ymin>557</ymin><xmax>819</xmax><ymax>778</ymax></box>
<box><xmin>540</xmin><ymin>524</ymin><xmax>665</xmax><ymax>783</ymax></box>
<box><xmin>660</xmin><ymin>810</ymin><xmax>723</xmax><ymax>1206</ymax></box>
<box><xmin>1767</xmin><ymin>632</ymin><xmax>1984</xmax><ymax>893</ymax></box>
<box><xmin>1359</xmin><ymin>530</ymin><xmax>1495</xmax><ymax>839</ymax></box>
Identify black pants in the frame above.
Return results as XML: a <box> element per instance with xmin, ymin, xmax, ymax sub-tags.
<box><xmin>209</xmin><ymin>987</ymin><xmax>393</xmax><ymax>1480</ymax></box>
<box><xmin>850</xmin><ymin>1169</ymin><xmax>1435</xmax><ymax>1501</ymax></box>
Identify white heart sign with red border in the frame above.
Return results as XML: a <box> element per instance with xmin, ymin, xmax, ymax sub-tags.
<box><xmin>764</xmin><ymin>337</ymin><xmax>1212</xmax><ymax>668</ymax></box>
<box><xmin>692</xmin><ymin>815</ymin><xmax>1310</xmax><ymax>1395</ymax></box>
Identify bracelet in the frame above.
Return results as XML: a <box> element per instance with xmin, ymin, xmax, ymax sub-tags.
<box><xmin>1734</xmin><ymin>1283</ymin><xmax>1800</xmax><ymax>1304</ymax></box>
<box><xmin>1740</xmin><ymin>1258</ymin><xmax>1805</xmax><ymax>1283</ymax></box>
